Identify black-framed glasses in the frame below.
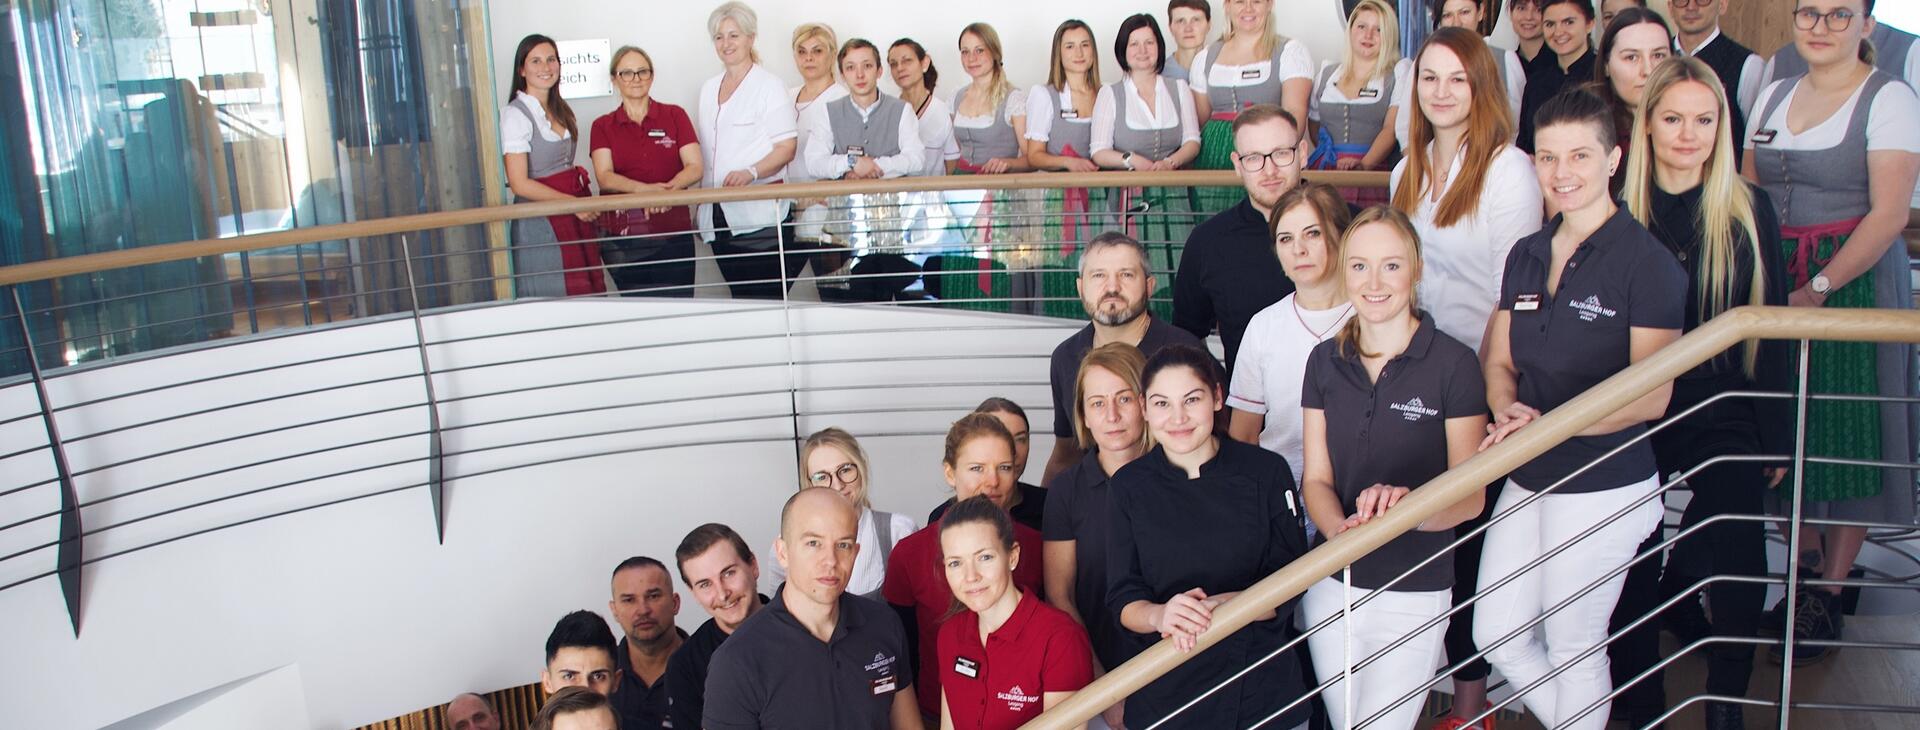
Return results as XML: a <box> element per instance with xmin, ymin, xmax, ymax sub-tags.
<box><xmin>1667</xmin><ymin>0</ymin><xmax>1714</xmax><ymax>8</ymax></box>
<box><xmin>1234</xmin><ymin>147</ymin><xmax>1298</xmax><ymax>171</ymax></box>
<box><xmin>808</xmin><ymin>463</ymin><xmax>860</xmax><ymax>487</ymax></box>
<box><xmin>1792</xmin><ymin>7</ymin><xmax>1855</xmax><ymax>32</ymax></box>
<box><xmin>615</xmin><ymin>68</ymin><xmax>655</xmax><ymax>81</ymax></box>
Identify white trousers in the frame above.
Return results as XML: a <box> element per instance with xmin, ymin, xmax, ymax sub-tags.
<box><xmin>1302</xmin><ymin>577</ymin><xmax>1451</xmax><ymax>730</ymax></box>
<box><xmin>1472</xmin><ymin>475</ymin><xmax>1662</xmax><ymax>730</ymax></box>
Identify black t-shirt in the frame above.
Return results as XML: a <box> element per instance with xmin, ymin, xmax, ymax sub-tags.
<box><xmin>1302</xmin><ymin>314</ymin><xmax>1487</xmax><ymax>591</ymax></box>
<box><xmin>1042</xmin><ymin>450</ymin><xmax>1126</xmax><ymax>668</ymax></box>
<box><xmin>1518</xmin><ymin>48</ymin><xmax>1597</xmax><ymax>153</ymax></box>
<box><xmin>611</xmin><ymin>632</ymin><xmax>688</xmax><ymax>729</ymax></box>
<box><xmin>1173</xmin><ymin>198</ymin><xmax>1295</xmax><ymax>375</ymax></box>
<box><xmin>927</xmin><ymin>481</ymin><xmax>1046</xmax><ymax>531</ymax></box>
<box><xmin>664</xmin><ymin>595</ymin><xmax>767</xmax><ymax>730</ymax></box>
<box><xmin>703</xmin><ymin>587</ymin><xmax>912</xmax><ymax>730</ymax></box>
<box><xmin>1049</xmin><ymin>317</ymin><xmax>1207</xmax><ymax>438</ymax></box>
<box><xmin>1499</xmin><ymin>208</ymin><xmax>1686</xmax><ymax>493</ymax></box>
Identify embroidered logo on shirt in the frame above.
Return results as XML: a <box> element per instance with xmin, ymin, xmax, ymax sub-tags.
<box><xmin>1391</xmin><ymin>397</ymin><xmax>1440</xmax><ymax>422</ymax></box>
<box><xmin>997</xmin><ymin>685</ymin><xmax>1042</xmax><ymax>711</ymax></box>
<box><xmin>865</xmin><ymin>652</ymin><xmax>896</xmax><ymax>674</ymax></box>
<box><xmin>1570</xmin><ymin>295</ymin><xmax>1618</xmax><ymax>322</ymax></box>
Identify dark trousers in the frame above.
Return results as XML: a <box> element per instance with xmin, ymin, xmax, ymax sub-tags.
<box><xmin>710</xmin><ymin>206</ymin><xmax>810</xmax><ymax>300</ymax></box>
<box><xmin>601</xmin><ymin>233</ymin><xmax>696</xmax><ymax>297</ymax></box>
<box><xmin>1444</xmin><ymin>477</ymin><xmax>1505</xmax><ymax>683</ymax></box>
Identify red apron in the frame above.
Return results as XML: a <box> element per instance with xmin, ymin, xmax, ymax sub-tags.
<box><xmin>533</xmin><ymin>165</ymin><xmax>606</xmax><ymax>296</ymax></box>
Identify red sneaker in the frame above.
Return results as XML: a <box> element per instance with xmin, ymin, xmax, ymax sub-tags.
<box><xmin>1430</xmin><ymin>708</ymin><xmax>1496</xmax><ymax>730</ymax></box>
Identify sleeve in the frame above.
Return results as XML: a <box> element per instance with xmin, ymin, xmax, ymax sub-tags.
<box><xmin>1226</xmin><ymin>313</ymin><xmax>1272</xmax><ymax>414</ymax></box>
<box><xmin>1392</xmin><ymin>60</ymin><xmax>1413</xmax><ymax>151</ymax></box>
<box><xmin>1864</xmin><ymin>81</ymin><xmax>1920</xmax><ymax>153</ymax></box>
<box><xmin>1090</xmin><ymin>85</ymin><xmax>1118</xmax><ymax>154</ymax></box>
<box><xmin>894</xmin><ymin>512</ymin><xmax>922</xmax><ymax>545</ymax></box>
<box><xmin>883</xmin><ymin>538</ymin><xmax>917</xmax><ymax>607</ymax></box>
<box><xmin>1748</xmin><ymin>187</ymin><xmax>1795</xmax><ymax>455</ymax></box>
<box><xmin>665</xmin><ymin>647</ymin><xmax>704</xmax><ymax>730</ymax></box>
<box><xmin>1172</xmin><ymin>231</ymin><xmax>1215</xmax><ymax>341</ymax></box>
<box><xmin>1907</xmin><ymin>45</ymin><xmax>1920</xmax><ymax>89</ymax></box>
<box><xmin>943</xmin><ymin>120</ymin><xmax>962</xmax><ymax>160</ymax></box>
<box><xmin>1104</xmin><ymin>471</ymin><xmax>1156</xmax><ymax>617</ymax></box>
<box><xmin>1443</xmin><ymin>347</ymin><xmax>1491</xmax><ymax>418</ymax></box>
<box><xmin>801</xmin><ymin>103</ymin><xmax>848</xmax><ymax>179</ymax></box>
<box><xmin>1757</xmin><ymin>54</ymin><xmax>1779</xmax><ymax>104</ymax></box>
<box><xmin>1189</xmin><ymin>46</ymin><xmax>1213</xmax><ymax>93</ymax></box>
<box><xmin>1278</xmin><ymin>40</ymin><xmax>1314</xmax><ymax>82</ymax></box>
<box><xmin>701</xmin><ymin>647</ymin><xmax>760</xmax><ymax>730</ymax></box>
<box><xmin>877</xmin><ymin>107</ymin><xmax>927</xmax><ymax>177</ymax></box>
<box><xmin>1485</xmin><ymin>150</ymin><xmax>1546</xmax><ymax>301</ymax></box>
<box><xmin>1298</xmin><ymin>347</ymin><xmax>1326</xmax><ymax>410</ymax></box>
<box><xmin>1737</xmin><ymin>54</ymin><xmax>1765</xmax><ymax>120</ymax></box>
<box><xmin>762</xmin><ymin>79</ymin><xmax>800</xmax><ymax>143</ymax></box>
<box><xmin>1628</xmin><ymin>243</ymin><xmax>1689</xmax><ymax>329</ymax></box>
<box><xmin>1051</xmin><ymin>346</ymin><xmax>1077</xmax><ymax>438</ymax></box>
<box><xmin>1041</xmin><ymin>622</ymin><xmax>1096</xmax><ymax>692</ymax></box>
<box><xmin>1005</xmin><ymin>88</ymin><xmax>1029</xmax><ymax>122</ymax></box>
<box><xmin>1258</xmin><ymin>455</ymin><xmax>1308</xmax><ymax>577</ymax></box>
<box><xmin>1177</xmin><ymin>79</ymin><xmax>1202</xmax><ymax>144</ymax></box>
<box><xmin>1503</xmin><ymin>50</ymin><xmax>1526</xmax><ymax>122</ymax></box>
<box><xmin>500</xmin><ymin>104</ymin><xmax>534</xmax><ymax>154</ymax></box>
<box><xmin>588</xmin><ymin>115</ymin><xmax>611</xmax><ymax>153</ymax></box>
<box><xmin>1042</xmin><ymin>467</ymin><xmax>1077</xmax><ymax>540</ymax></box>
<box><xmin>1027</xmin><ymin>86</ymin><xmax>1054</xmax><ymax>142</ymax></box>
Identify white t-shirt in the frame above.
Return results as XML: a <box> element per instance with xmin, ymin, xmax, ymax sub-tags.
<box><xmin>785</xmin><ymin>83</ymin><xmax>849</xmax><ymax>184</ymax></box>
<box><xmin>1745</xmin><ymin>76</ymin><xmax>1920</xmax><ymax>153</ymax></box>
<box><xmin>1090</xmin><ymin>76</ymin><xmax>1202</xmax><ymax>154</ymax></box>
<box><xmin>1393</xmin><ymin>43</ymin><xmax>1522</xmax><ymax>150</ymax></box>
<box><xmin>1389</xmin><ymin>144</ymin><xmax>1543</xmax><ymax>353</ymax></box>
<box><xmin>499</xmin><ymin>91</ymin><xmax>569</xmax><ymax>154</ymax></box>
<box><xmin>1189</xmin><ymin>39</ymin><xmax>1315</xmax><ymax>96</ymax></box>
<box><xmin>915</xmin><ymin>95</ymin><xmax>962</xmax><ymax>176</ymax></box>
<box><xmin>1228</xmin><ymin>293</ymin><xmax>1356</xmax><ymax>486</ymax></box>
<box><xmin>697</xmin><ymin>64</ymin><xmax>798</xmax><ymax>239</ymax></box>
<box><xmin>766</xmin><ymin>507</ymin><xmax>918</xmax><ymax>597</ymax></box>
<box><xmin>800</xmin><ymin>94</ymin><xmax>926</xmax><ymax>179</ymax></box>
<box><xmin>951</xmin><ymin>83</ymin><xmax>1029</xmax><ymax>129</ymax></box>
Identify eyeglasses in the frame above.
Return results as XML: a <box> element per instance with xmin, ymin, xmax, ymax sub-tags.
<box><xmin>808</xmin><ymin>463</ymin><xmax>861</xmax><ymax>487</ymax></box>
<box><xmin>615</xmin><ymin>68</ymin><xmax>655</xmax><ymax>81</ymax></box>
<box><xmin>1667</xmin><ymin>0</ymin><xmax>1715</xmax><ymax>8</ymax></box>
<box><xmin>1234</xmin><ymin>147</ymin><xmax>1298</xmax><ymax>172</ymax></box>
<box><xmin>1792</xmin><ymin>8</ymin><xmax>1855</xmax><ymax>32</ymax></box>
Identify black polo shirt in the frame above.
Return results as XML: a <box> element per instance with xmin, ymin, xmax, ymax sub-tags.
<box><xmin>1302</xmin><ymin>314</ymin><xmax>1487</xmax><ymax>591</ymax></box>
<box><xmin>1499</xmin><ymin>208</ymin><xmax>1686</xmax><ymax>494</ymax></box>
<box><xmin>703</xmin><ymin>586</ymin><xmax>912</xmax><ymax>730</ymax></box>
<box><xmin>1173</xmin><ymin>198</ymin><xmax>1294</xmax><ymax>375</ymax></box>
<box><xmin>927</xmin><ymin>481</ymin><xmax>1046</xmax><ymax>531</ymax></box>
<box><xmin>665</xmin><ymin>595</ymin><xmax>768</xmax><ymax>730</ymax></box>
<box><xmin>1042</xmin><ymin>450</ymin><xmax>1125</xmax><ymax>669</ymax></box>
<box><xmin>1049</xmin><ymin>316</ymin><xmax>1207</xmax><ymax>438</ymax></box>
<box><xmin>612</xmin><ymin>630</ymin><xmax>689</xmax><ymax>729</ymax></box>
<box><xmin>1517</xmin><ymin>48</ymin><xmax>1597</xmax><ymax>153</ymax></box>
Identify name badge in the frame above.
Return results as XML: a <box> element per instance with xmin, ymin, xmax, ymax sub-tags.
<box><xmin>1061</xmin><ymin>108</ymin><xmax>1078</xmax><ymax>119</ymax></box>
<box><xmin>647</xmin><ymin>129</ymin><xmax>667</xmax><ymax>138</ymax></box>
<box><xmin>1359</xmin><ymin>88</ymin><xmax>1380</xmax><ymax>99</ymax></box>
<box><xmin>1751</xmin><ymin>129</ymin><xmax>1778</xmax><ymax>145</ymax></box>
<box><xmin>1240</xmin><ymin>68</ymin><xmax>1263</xmax><ymax>80</ymax></box>
<box><xmin>954</xmin><ymin>656</ymin><xmax>980</xmax><ymax>678</ymax></box>
<box><xmin>1514</xmin><ymin>293</ymin><xmax>1543</xmax><ymax>311</ymax></box>
<box><xmin>872</xmin><ymin>676</ymin><xmax>898</xmax><ymax>694</ymax></box>
<box><xmin>847</xmin><ymin>145</ymin><xmax>866</xmax><ymax>156</ymax></box>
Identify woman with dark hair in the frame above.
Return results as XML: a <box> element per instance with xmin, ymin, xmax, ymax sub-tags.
<box><xmin>1092</xmin><ymin>14</ymin><xmax>1200</xmax><ymax>172</ymax></box>
<box><xmin>1590</xmin><ymin>7</ymin><xmax>1674</xmax><ymax>192</ymax></box>
<box><xmin>937</xmin><ymin>495</ymin><xmax>1094</xmax><ymax>730</ymax></box>
<box><xmin>502</xmin><ymin>33</ymin><xmax>603</xmax><ymax>298</ymax></box>
<box><xmin>1164</xmin><ymin>0</ymin><xmax>1212</xmax><ymax>83</ymax></box>
<box><xmin>590</xmin><ymin>46</ymin><xmax>702</xmax><ymax>297</ymax></box>
<box><xmin>1517</xmin><ymin>0</ymin><xmax>1597</xmax><ymax>152</ymax></box>
<box><xmin>696</xmin><ymin>2</ymin><xmax>800</xmax><ymax>300</ymax></box>
<box><xmin>1109</xmin><ymin>343</ymin><xmax>1311</xmax><ymax>728</ymax></box>
<box><xmin>884</xmin><ymin>413</ymin><xmax>1046</xmax><ymax>724</ymax></box>
<box><xmin>1743</xmin><ymin>0</ymin><xmax>1920</xmax><ymax>667</ymax></box>
<box><xmin>1475</xmin><ymin>89</ymin><xmax>1685</xmax><ymax>730</ymax></box>
<box><xmin>890</xmin><ymin>38</ymin><xmax>958</xmax><ymax>176</ymax></box>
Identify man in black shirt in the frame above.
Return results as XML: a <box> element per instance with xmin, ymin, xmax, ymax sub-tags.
<box><xmin>1172</xmin><ymin>104</ymin><xmax>1301</xmax><ymax>377</ymax></box>
<box><xmin>607</xmin><ymin>556</ymin><xmax>683</xmax><ymax>729</ymax></box>
<box><xmin>665</xmin><ymin>523</ymin><xmax>769</xmax><ymax>730</ymax></box>
<box><xmin>703</xmin><ymin>489</ymin><xmax>921</xmax><ymax>729</ymax></box>
<box><xmin>1042</xmin><ymin>231</ymin><xmax>1207</xmax><ymax>485</ymax></box>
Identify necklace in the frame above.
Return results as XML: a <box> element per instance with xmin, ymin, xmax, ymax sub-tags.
<box><xmin>1294</xmin><ymin>297</ymin><xmax>1352</xmax><ymax>341</ymax></box>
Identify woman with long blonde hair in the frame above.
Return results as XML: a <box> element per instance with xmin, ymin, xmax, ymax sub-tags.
<box><xmin>1311</xmin><ymin>0</ymin><xmax>1409</xmax><ymax>205</ymax></box>
<box><xmin>1189</xmin><ymin>0</ymin><xmax>1317</xmax><ymax>171</ymax></box>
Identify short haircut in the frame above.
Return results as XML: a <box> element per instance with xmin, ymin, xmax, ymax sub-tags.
<box><xmin>674</xmin><ymin>523</ymin><xmax>756</xmax><ymax>586</ymax></box>
<box><xmin>1229</xmin><ymin>104</ymin><xmax>1301</xmax><ymax>146</ymax></box>
<box><xmin>1142</xmin><ymin>344</ymin><xmax>1225</xmax><ymax>399</ymax></box>
<box><xmin>1539</xmin><ymin>0</ymin><xmax>1594</xmax><ymax>21</ymax></box>
<box><xmin>778</xmin><ymin>487</ymin><xmax>854</xmax><ymax>538</ymax></box>
<box><xmin>1072</xmin><ymin>343</ymin><xmax>1148</xmax><ymax>450</ymax></box>
<box><xmin>706</xmin><ymin>2</ymin><xmax>760</xmax><ymax>63</ymax></box>
<box><xmin>1508</xmin><ymin>0</ymin><xmax>1541</xmax><ymax>8</ymax></box>
<box><xmin>1534</xmin><ymin>86</ymin><xmax>1617</xmax><ymax>150</ymax></box>
<box><xmin>973</xmin><ymin>397</ymin><xmax>1029</xmax><ymax>427</ymax></box>
<box><xmin>1079</xmin><ymin>231</ymin><xmax>1151</xmax><ymax>275</ymax></box>
<box><xmin>943</xmin><ymin>412</ymin><xmax>1016</xmax><ymax>467</ymax></box>
<box><xmin>1167</xmin><ymin>0</ymin><xmax>1211</xmax><ymax>20</ymax></box>
<box><xmin>1114</xmin><ymin>14</ymin><xmax>1167</xmax><ymax>74</ymax></box>
<box><xmin>612</xmin><ymin>556</ymin><xmax>670</xmax><ymax>582</ymax></box>
<box><xmin>447</xmin><ymin>692</ymin><xmax>496</xmax><ymax>714</ymax></box>
<box><xmin>531</xmin><ymin>686</ymin><xmax>617</xmax><ymax>730</ymax></box>
<box><xmin>544</xmin><ymin>610</ymin><xmax>617</xmax><ymax>665</ymax></box>
<box><xmin>838</xmin><ymin>38</ymin><xmax>880</xmax><ymax>68</ymax></box>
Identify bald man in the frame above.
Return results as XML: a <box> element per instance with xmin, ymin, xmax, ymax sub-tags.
<box><xmin>445</xmin><ymin>692</ymin><xmax>500</xmax><ymax>730</ymax></box>
<box><xmin>703</xmin><ymin>489</ymin><xmax>923</xmax><ymax>729</ymax></box>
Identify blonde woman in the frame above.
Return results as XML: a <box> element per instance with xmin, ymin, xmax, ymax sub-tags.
<box><xmin>949</xmin><ymin>22</ymin><xmax>1036</xmax><ymax>250</ymax></box>
<box><xmin>696</xmin><ymin>2</ymin><xmax>800</xmax><ymax>300</ymax></box>
<box><xmin>784</xmin><ymin>22</ymin><xmax>848</xmax><ymax>246</ymax></box>
<box><xmin>1311</xmin><ymin>0</ymin><xmax>1408</xmax><ymax>205</ymax></box>
<box><xmin>1189</xmin><ymin>0</ymin><xmax>1316</xmax><ymax>170</ymax></box>
<box><xmin>773</xmin><ymin>427</ymin><xmax>917</xmax><ymax>600</ymax></box>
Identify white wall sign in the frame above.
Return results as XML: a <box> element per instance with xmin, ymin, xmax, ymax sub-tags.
<box><xmin>556</xmin><ymin>38</ymin><xmax>612</xmax><ymax>99</ymax></box>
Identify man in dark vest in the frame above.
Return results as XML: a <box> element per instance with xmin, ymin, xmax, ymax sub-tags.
<box><xmin>1674</xmin><ymin>0</ymin><xmax>1764</xmax><ymax>165</ymax></box>
<box><xmin>800</xmin><ymin>38</ymin><xmax>925</xmax><ymax>180</ymax></box>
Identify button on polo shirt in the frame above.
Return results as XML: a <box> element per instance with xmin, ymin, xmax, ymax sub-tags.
<box><xmin>611</xmin><ymin>630</ymin><xmax>688</xmax><ymax>729</ymax></box>
<box><xmin>589</xmin><ymin>101</ymin><xmax>697</xmax><ymax>233</ymax></box>
<box><xmin>702</xmin><ymin>586</ymin><xmax>912</xmax><ymax>730</ymax></box>
<box><xmin>937</xmin><ymin>591</ymin><xmax>1094</xmax><ymax>729</ymax></box>
<box><xmin>1499</xmin><ymin>208</ymin><xmax>1686</xmax><ymax>494</ymax></box>
<box><xmin>1302</xmin><ymin>314</ymin><xmax>1487</xmax><ymax>591</ymax></box>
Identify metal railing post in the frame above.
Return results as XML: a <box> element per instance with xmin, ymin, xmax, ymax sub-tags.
<box><xmin>400</xmin><ymin>236</ymin><xmax>450</xmax><ymax>543</ymax></box>
<box><xmin>1779</xmin><ymin>337</ymin><xmax>1813</xmax><ymax>729</ymax></box>
<box><xmin>778</xmin><ymin>208</ymin><xmax>802</xmax><ymax>448</ymax></box>
<box><xmin>11</xmin><ymin>286</ymin><xmax>84</xmax><ymax>636</ymax></box>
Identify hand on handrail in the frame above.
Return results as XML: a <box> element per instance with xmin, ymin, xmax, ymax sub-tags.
<box><xmin>1479</xmin><ymin>402</ymin><xmax>1541</xmax><ymax>451</ymax></box>
<box><xmin>1151</xmin><ymin>588</ymin><xmax>1213</xmax><ymax>652</ymax></box>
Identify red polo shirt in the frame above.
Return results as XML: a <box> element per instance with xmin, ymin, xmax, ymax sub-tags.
<box><xmin>883</xmin><ymin>521</ymin><xmax>1046</xmax><ymax>716</ymax></box>
<box><xmin>937</xmin><ymin>590</ymin><xmax>1093</xmax><ymax>729</ymax></box>
<box><xmin>589</xmin><ymin>101</ymin><xmax>696</xmax><ymax>233</ymax></box>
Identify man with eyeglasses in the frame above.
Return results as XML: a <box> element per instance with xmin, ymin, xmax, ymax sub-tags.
<box><xmin>1171</xmin><ymin>104</ymin><xmax>1305</xmax><ymax>378</ymax></box>
<box><xmin>1673</xmin><ymin>0</ymin><xmax>1765</xmax><ymax>165</ymax></box>
<box><xmin>1761</xmin><ymin>0</ymin><xmax>1920</xmax><ymax>209</ymax></box>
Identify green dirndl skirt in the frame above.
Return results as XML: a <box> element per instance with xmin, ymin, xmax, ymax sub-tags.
<box><xmin>1039</xmin><ymin>185</ymin><xmax>1110</xmax><ymax>319</ymax></box>
<box><xmin>1192</xmin><ymin>117</ymin><xmax>1249</xmax><ymax>220</ymax></box>
<box><xmin>1785</xmin><ymin>224</ymin><xmax>1882</xmax><ymax>502</ymax></box>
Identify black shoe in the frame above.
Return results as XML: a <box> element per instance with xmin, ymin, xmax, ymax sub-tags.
<box><xmin>1704</xmin><ymin>701</ymin><xmax>1744</xmax><ymax>730</ymax></box>
<box><xmin>1759</xmin><ymin>571</ymin><xmax>1818</xmax><ymax>636</ymax></box>
<box><xmin>1768</xmin><ymin>590</ymin><xmax>1842</xmax><ymax>666</ymax></box>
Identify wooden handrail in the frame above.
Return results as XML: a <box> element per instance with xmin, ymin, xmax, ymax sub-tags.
<box><xmin>0</xmin><ymin>170</ymin><xmax>1389</xmax><ymax>287</ymax></box>
<box><xmin>1022</xmin><ymin>305</ymin><xmax>1920</xmax><ymax>729</ymax></box>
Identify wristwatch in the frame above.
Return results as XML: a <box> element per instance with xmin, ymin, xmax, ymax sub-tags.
<box><xmin>1122</xmin><ymin>152</ymin><xmax>1136</xmax><ymax>170</ymax></box>
<box><xmin>847</xmin><ymin>152</ymin><xmax>859</xmax><ymax>171</ymax></box>
<box><xmin>1810</xmin><ymin>273</ymin><xmax>1832</xmax><ymax>296</ymax></box>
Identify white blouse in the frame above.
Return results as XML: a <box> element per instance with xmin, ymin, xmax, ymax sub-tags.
<box><xmin>1745</xmin><ymin>76</ymin><xmax>1920</xmax><ymax>153</ymax></box>
<box><xmin>1389</xmin><ymin>144</ymin><xmax>1543</xmax><ymax>353</ymax></box>
<box><xmin>785</xmin><ymin>83</ymin><xmax>850</xmax><ymax>183</ymax></box>
<box><xmin>915</xmin><ymin>95</ymin><xmax>962</xmax><ymax>176</ymax></box>
<box><xmin>1188</xmin><ymin>39</ymin><xmax>1315</xmax><ymax>95</ymax></box>
<box><xmin>696</xmin><ymin>64</ymin><xmax>798</xmax><ymax>240</ymax></box>
<box><xmin>951</xmin><ymin>83</ymin><xmax>1029</xmax><ymax>129</ymax></box>
<box><xmin>499</xmin><ymin>91</ymin><xmax>569</xmax><ymax>154</ymax></box>
<box><xmin>1090</xmin><ymin>76</ymin><xmax>1202</xmax><ymax>154</ymax></box>
<box><xmin>1228</xmin><ymin>293</ymin><xmax>1356</xmax><ymax>487</ymax></box>
<box><xmin>1023</xmin><ymin>84</ymin><xmax>1093</xmax><ymax>143</ymax></box>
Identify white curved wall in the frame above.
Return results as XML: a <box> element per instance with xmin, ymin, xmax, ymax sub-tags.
<box><xmin>0</xmin><ymin>299</ymin><xmax>1073</xmax><ymax>729</ymax></box>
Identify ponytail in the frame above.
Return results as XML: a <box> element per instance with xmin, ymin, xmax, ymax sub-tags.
<box><xmin>1333</xmin><ymin>317</ymin><xmax>1373</xmax><ymax>359</ymax></box>
<box><xmin>1861</xmin><ymin>37</ymin><xmax>1877</xmax><ymax>65</ymax></box>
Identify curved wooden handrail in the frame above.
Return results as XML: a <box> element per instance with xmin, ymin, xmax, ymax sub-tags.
<box><xmin>0</xmin><ymin>170</ymin><xmax>1389</xmax><ymax>287</ymax></box>
<box><xmin>1022</xmin><ymin>305</ymin><xmax>1920</xmax><ymax>729</ymax></box>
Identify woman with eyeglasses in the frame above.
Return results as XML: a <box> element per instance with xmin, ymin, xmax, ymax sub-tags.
<box><xmin>884</xmin><ymin>413</ymin><xmax>1046</xmax><ymax>725</ymax></box>
<box><xmin>1743</xmin><ymin>0</ymin><xmax>1920</xmax><ymax>667</ymax></box>
<box><xmin>1516</xmin><ymin>0</ymin><xmax>1597</xmax><ymax>152</ymax></box>
<box><xmin>502</xmin><ymin>33</ymin><xmax>603</xmax><ymax>298</ymax></box>
<box><xmin>589</xmin><ymin>46</ymin><xmax>703</xmax><ymax>297</ymax></box>
<box><xmin>775</xmin><ymin>427</ymin><xmax>917</xmax><ymax>601</ymax></box>
<box><xmin>1590</xmin><ymin>7</ymin><xmax>1674</xmax><ymax>193</ymax></box>
<box><xmin>1314</xmin><ymin>0</ymin><xmax>1408</xmax><ymax>206</ymax></box>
